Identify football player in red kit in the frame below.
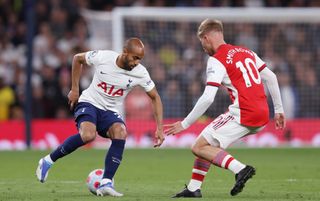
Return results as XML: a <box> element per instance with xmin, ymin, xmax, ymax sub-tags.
<box><xmin>165</xmin><ymin>19</ymin><xmax>285</xmax><ymax>198</ymax></box>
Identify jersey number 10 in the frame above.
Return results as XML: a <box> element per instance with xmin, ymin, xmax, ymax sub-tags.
<box><xmin>236</xmin><ymin>58</ymin><xmax>261</xmax><ymax>88</ymax></box>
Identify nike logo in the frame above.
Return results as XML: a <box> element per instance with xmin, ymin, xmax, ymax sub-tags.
<box><xmin>100</xmin><ymin>71</ymin><xmax>107</xmax><ymax>74</ymax></box>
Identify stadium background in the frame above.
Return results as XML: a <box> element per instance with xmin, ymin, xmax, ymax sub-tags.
<box><xmin>1</xmin><ymin>0</ymin><xmax>320</xmax><ymax>149</ymax></box>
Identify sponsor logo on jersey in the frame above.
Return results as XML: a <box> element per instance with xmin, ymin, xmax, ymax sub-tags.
<box><xmin>97</xmin><ymin>82</ymin><xmax>124</xmax><ymax>96</ymax></box>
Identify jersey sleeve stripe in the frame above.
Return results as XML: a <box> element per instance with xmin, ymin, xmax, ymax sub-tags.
<box><xmin>258</xmin><ymin>63</ymin><xmax>267</xmax><ymax>72</ymax></box>
<box><xmin>207</xmin><ymin>82</ymin><xmax>221</xmax><ymax>87</ymax></box>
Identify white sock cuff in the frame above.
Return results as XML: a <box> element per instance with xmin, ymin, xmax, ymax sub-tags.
<box><xmin>100</xmin><ymin>178</ymin><xmax>113</xmax><ymax>185</ymax></box>
<box><xmin>44</xmin><ymin>155</ymin><xmax>54</xmax><ymax>164</ymax></box>
<box><xmin>229</xmin><ymin>160</ymin><xmax>246</xmax><ymax>174</ymax></box>
<box><xmin>192</xmin><ymin>169</ymin><xmax>207</xmax><ymax>175</ymax></box>
<box><xmin>221</xmin><ymin>154</ymin><xmax>232</xmax><ymax>168</ymax></box>
<box><xmin>188</xmin><ymin>180</ymin><xmax>202</xmax><ymax>192</ymax></box>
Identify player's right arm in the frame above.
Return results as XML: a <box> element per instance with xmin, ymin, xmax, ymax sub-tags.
<box><xmin>68</xmin><ymin>52</ymin><xmax>86</xmax><ymax>110</ymax></box>
<box><xmin>165</xmin><ymin>58</ymin><xmax>225</xmax><ymax>135</ymax></box>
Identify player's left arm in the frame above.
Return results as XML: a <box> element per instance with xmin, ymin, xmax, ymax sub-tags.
<box><xmin>260</xmin><ymin>67</ymin><xmax>286</xmax><ymax>129</ymax></box>
<box><xmin>146</xmin><ymin>87</ymin><xmax>165</xmax><ymax>147</ymax></box>
<box><xmin>254</xmin><ymin>52</ymin><xmax>286</xmax><ymax>129</ymax></box>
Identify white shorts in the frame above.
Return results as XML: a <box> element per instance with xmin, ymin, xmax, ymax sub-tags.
<box><xmin>200</xmin><ymin>112</ymin><xmax>264</xmax><ymax>149</ymax></box>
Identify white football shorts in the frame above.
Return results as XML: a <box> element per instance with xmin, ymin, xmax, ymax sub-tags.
<box><xmin>200</xmin><ymin>112</ymin><xmax>265</xmax><ymax>149</ymax></box>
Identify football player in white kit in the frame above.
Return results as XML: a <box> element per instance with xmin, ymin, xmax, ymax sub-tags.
<box><xmin>36</xmin><ymin>38</ymin><xmax>165</xmax><ymax>197</ymax></box>
<box><xmin>166</xmin><ymin>19</ymin><xmax>286</xmax><ymax>198</ymax></box>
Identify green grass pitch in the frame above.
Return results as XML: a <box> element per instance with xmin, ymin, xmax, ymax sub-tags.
<box><xmin>0</xmin><ymin>148</ymin><xmax>319</xmax><ymax>201</ymax></box>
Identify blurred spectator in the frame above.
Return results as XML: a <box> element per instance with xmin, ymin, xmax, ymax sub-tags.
<box><xmin>32</xmin><ymin>85</ymin><xmax>45</xmax><ymax>118</ymax></box>
<box><xmin>49</xmin><ymin>8</ymin><xmax>68</xmax><ymax>39</ymax></box>
<box><xmin>277</xmin><ymin>70</ymin><xmax>297</xmax><ymax>119</ymax></box>
<box><xmin>297</xmin><ymin>68</ymin><xmax>320</xmax><ymax>117</ymax></box>
<box><xmin>10</xmin><ymin>104</ymin><xmax>24</xmax><ymax>120</ymax></box>
<box><xmin>149</xmin><ymin>65</ymin><xmax>167</xmax><ymax>97</ymax></box>
<box><xmin>210</xmin><ymin>89</ymin><xmax>231</xmax><ymax>117</ymax></box>
<box><xmin>235</xmin><ymin>24</ymin><xmax>259</xmax><ymax>52</ymax></box>
<box><xmin>162</xmin><ymin>79</ymin><xmax>185</xmax><ymax>118</ymax></box>
<box><xmin>158</xmin><ymin>43</ymin><xmax>178</xmax><ymax>69</ymax></box>
<box><xmin>0</xmin><ymin>76</ymin><xmax>15</xmax><ymax>120</ymax></box>
<box><xmin>185</xmin><ymin>80</ymin><xmax>202</xmax><ymax>115</ymax></box>
<box><xmin>40</xmin><ymin>66</ymin><xmax>61</xmax><ymax>118</ymax></box>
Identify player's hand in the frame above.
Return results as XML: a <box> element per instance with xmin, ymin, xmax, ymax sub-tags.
<box><xmin>67</xmin><ymin>90</ymin><xmax>80</xmax><ymax>110</ymax></box>
<box><xmin>154</xmin><ymin>127</ymin><xmax>165</xmax><ymax>148</ymax></box>
<box><xmin>275</xmin><ymin>113</ymin><xmax>286</xmax><ymax>130</ymax></box>
<box><xmin>164</xmin><ymin>121</ymin><xmax>185</xmax><ymax>136</ymax></box>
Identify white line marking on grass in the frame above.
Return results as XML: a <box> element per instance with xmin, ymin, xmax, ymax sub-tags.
<box><xmin>51</xmin><ymin>181</ymin><xmax>82</xmax><ymax>184</ymax></box>
<box><xmin>0</xmin><ymin>180</ymin><xmax>82</xmax><ymax>185</ymax></box>
<box><xmin>286</xmin><ymin>179</ymin><xmax>297</xmax><ymax>182</ymax></box>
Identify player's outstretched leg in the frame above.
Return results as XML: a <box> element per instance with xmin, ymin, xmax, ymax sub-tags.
<box><xmin>172</xmin><ymin>185</ymin><xmax>202</xmax><ymax>198</ymax></box>
<box><xmin>35</xmin><ymin>133</ymin><xmax>85</xmax><ymax>183</ymax></box>
<box><xmin>230</xmin><ymin>165</ymin><xmax>256</xmax><ymax>196</ymax></box>
<box><xmin>96</xmin><ymin>178</ymin><xmax>123</xmax><ymax>197</ymax></box>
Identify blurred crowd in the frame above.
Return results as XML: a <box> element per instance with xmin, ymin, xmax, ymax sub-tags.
<box><xmin>0</xmin><ymin>0</ymin><xmax>320</xmax><ymax>121</ymax></box>
<box><xmin>124</xmin><ymin>20</ymin><xmax>320</xmax><ymax>120</ymax></box>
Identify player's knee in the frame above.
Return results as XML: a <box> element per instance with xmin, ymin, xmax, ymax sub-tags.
<box><xmin>79</xmin><ymin>122</ymin><xmax>97</xmax><ymax>143</ymax></box>
<box><xmin>80</xmin><ymin>130</ymin><xmax>96</xmax><ymax>143</ymax></box>
<box><xmin>109</xmin><ymin>123</ymin><xmax>127</xmax><ymax>140</ymax></box>
<box><xmin>191</xmin><ymin>144</ymin><xmax>201</xmax><ymax>156</ymax></box>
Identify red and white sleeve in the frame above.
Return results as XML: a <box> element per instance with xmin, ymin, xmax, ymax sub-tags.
<box><xmin>206</xmin><ymin>57</ymin><xmax>226</xmax><ymax>87</ymax></box>
<box><xmin>254</xmin><ymin>52</ymin><xmax>267</xmax><ymax>72</ymax></box>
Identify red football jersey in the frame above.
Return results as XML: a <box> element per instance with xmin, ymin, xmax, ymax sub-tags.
<box><xmin>206</xmin><ymin>44</ymin><xmax>269</xmax><ymax>127</ymax></box>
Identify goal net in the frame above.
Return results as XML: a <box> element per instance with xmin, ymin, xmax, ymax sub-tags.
<box><xmin>81</xmin><ymin>7</ymin><xmax>320</xmax><ymax>147</ymax></box>
<box><xmin>111</xmin><ymin>7</ymin><xmax>320</xmax><ymax>120</ymax></box>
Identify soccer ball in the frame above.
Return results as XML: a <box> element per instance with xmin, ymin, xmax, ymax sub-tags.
<box><xmin>86</xmin><ymin>169</ymin><xmax>104</xmax><ymax>195</ymax></box>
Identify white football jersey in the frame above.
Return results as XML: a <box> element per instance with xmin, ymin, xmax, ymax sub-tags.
<box><xmin>78</xmin><ymin>50</ymin><xmax>155</xmax><ymax>113</ymax></box>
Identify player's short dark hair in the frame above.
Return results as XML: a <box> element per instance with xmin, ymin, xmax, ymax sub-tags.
<box><xmin>197</xmin><ymin>19</ymin><xmax>223</xmax><ymax>38</ymax></box>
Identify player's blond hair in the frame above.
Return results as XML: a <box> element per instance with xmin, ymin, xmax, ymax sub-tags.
<box><xmin>197</xmin><ymin>19</ymin><xmax>223</xmax><ymax>38</ymax></box>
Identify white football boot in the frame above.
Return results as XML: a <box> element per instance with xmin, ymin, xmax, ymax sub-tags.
<box><xmin>96</xmin><ymin>179</ymin><xmax>123</xmax><ymax>197</ymax></box>
<box><xmin>36</xmin><ymin>158</ymin><xmax>52</xmax><ymax>183</ymax></box>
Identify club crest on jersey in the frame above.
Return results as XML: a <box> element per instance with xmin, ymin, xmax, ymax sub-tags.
<box><xmin>89</xmin><ymin>50</ymin><xmax>98</xmax><ymax>58</ymax></box>
<box><xmin>126</xmin><ymin>79</ymin><xmax>133</xmax><ymax>88</ymax></box>
<box><xmin>146</xmin><ymin>80</ymin><xmax>152</xmax><ymax>86</ymax></box>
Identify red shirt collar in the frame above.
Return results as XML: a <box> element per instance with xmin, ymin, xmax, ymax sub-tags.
<box><xmin>217</xmin><ymin>43</ymin><xmax>229</xmax><ymax>52</ymax></box>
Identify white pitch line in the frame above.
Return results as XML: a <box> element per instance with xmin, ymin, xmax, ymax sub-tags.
<box><xmin>0</xmin><ymin>180</ymin><xmax>83</xmax><ymax>185</ymax></box>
